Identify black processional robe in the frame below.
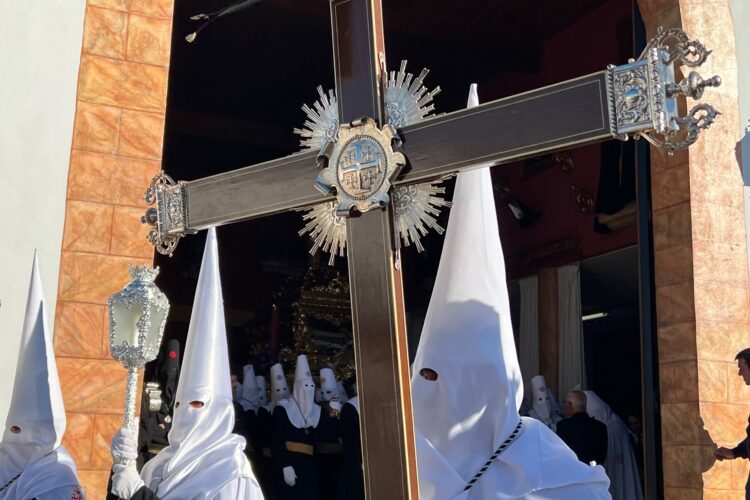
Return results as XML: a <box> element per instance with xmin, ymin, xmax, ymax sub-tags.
<box><xmin>272</xmin><ymin>405</ymin><xmax>337</xmax><ymax>500</ymax></box>
<box><xmin>337</xmin><ymin>403</ymin><xmax>364</xmax><ymax>500</ymax></box>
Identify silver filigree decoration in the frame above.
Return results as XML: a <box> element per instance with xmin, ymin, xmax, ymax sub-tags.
<box><xmin>315</xmin><ymin>117</ymin><xmax>406</xmax><ymax>215</ymax></box>
<box><xmin>297</xmin><ymin>61</ymin><xmax>448</xmax><ymax>263</ymax></box>
<box><xmin>142</xmin><ymin>172</ymin><xmax>194</xmax><ymax>256</ymax></box>
<box><xmin>392</xmin><ymin>180</ymin><xmax>452</xmax><ymax>252</ymax></box>
<box><xmin>108</xmin><ymin>265</ymin><xmax>170</xmax><ymax>435</ymax></box>
<box><xmin>608</xmin><ymin>27</ymin><xmax>721</xmax><ymax>155</ymax></box>
<box><xmin>298</xmin><ymin>201</ymin><xmax>346</xmax><ymax>266</ymax></box>
<box><xmin>385</xmin><ymin>60</ymin><xmax>441</xmax><ymax>128</ymax></box>
<box><xmin>293</xmin><ymin>86</ymin><xmax>339</xmax><ymax>152</ymax></box>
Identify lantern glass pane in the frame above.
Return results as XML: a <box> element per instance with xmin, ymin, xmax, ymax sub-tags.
<box><xmin>112</xmin><ymin>303</ymin><xmax>142</xmax><ymax>348</ymax></box>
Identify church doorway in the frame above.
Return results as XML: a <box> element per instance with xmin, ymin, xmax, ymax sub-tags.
<box><xmin>140</xmin><ymin>0</ymin><xmax>661</xmax><ymax>497</ymax></box>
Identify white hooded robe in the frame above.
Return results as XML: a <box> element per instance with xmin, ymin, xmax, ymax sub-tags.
<box><xmin>411</xmin><ymin>85</ymin><xmax>611</xmax><ymax>500</ymax></box>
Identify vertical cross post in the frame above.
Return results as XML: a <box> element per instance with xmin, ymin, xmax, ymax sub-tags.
<box><xmin>330</xmin><ymin>0</ymin><xmax>419</xmax><ymax>498</ymax></box>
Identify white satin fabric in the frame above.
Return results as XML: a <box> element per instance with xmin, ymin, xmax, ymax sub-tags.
<box><xmin>140</xmin><ymin>228</ymin><xmax>263</xmax><ymax>499</ymax></box>
<box><xmin>277</xmin><ymin>355</ymin><xmax>321</xmax><ymax>429</ymax></box>
<box><xmin>269</xmin><ymin>363</ymin><xmax>290</xmax><ymax>404</ymax></box>
<box><xmin>527</xmin><ymin>376</ymin><xmax>562</xmax><ymax>432</ymax></box>
<box><xmin>412</xmin><ymin>85</ymin><xmax>610</xmax><ymax>500</ymax></box>
<box><xmin>336</xmin><ymin>381</ymin><xmax>349</xmax><ymax>404</ymax></box>
<box><xmin>0</xmin><ymin>252</ymin><xmax>82</xmax><ymax>499</ymax></box>
<box><xmin>585</xmin><ymin>391</ymin><xmax>643</xmax><ymax>500</ymax></box>
<box><xmin>319</xmin><ymin>368</ymin><xmax>338</xmax><ymax>402</ymax></box>
<box><xmin>239</xmin><ymin>365</ymin><xmax>259</xmax><ymax>412</ymax></box>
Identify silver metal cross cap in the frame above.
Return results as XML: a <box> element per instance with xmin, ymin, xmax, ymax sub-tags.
<box><xmin>314</xmin><ymin>117</ymin><xmax>406</xmax><ymax>217</ymax></box>
<box><xmin>609</xmin><ymin>27</ymin><xmax>722</xmax><ymax>155</ymax></box>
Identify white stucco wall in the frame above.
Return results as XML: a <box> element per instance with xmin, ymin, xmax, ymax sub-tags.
<box><xmin>732</xmin><ymin>2</ymin><xmax>750</xmax><ymax>284</ymax></box>
<box><xmin>0</xmin><ymin>1</ymin><xmax>86</xmax><ymax>427</ymax></box>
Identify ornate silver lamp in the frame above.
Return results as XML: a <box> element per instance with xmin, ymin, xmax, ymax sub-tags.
<box><xmin>108</xmin><ymin>265</ymin><xmax>170</xmax><ymax>452</ymax></box>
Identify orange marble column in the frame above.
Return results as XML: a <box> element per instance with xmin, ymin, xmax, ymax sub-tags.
<box><xmin>637</xmin><ymin>1</ymin><xmax>750</xmax><ymax>498</ymax></box>
<box><xmin>54</xmin><ymin>1</ymin><xmax>174</xmax><ymax>497</ymax></box>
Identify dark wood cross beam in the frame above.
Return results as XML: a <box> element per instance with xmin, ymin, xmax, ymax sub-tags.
<box><xmin>144</xmin><ymin>4</ymin><xmax>719</xmax><ymax>498</ymax></box>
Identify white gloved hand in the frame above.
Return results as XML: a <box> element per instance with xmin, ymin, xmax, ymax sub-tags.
<box><xmin>283</xmin><ymin>465</ymin><xmax>297</xmax><ymax>487</ymax></box>
<box><xmin>329</xmin><ymin>400</ymin><xmax>342</xmax><ymax>412</ymax></box>
<box><xmin>111</xmin><ymin>427</ymin><xmax>139</xmax><ymax>464</ymax></box>
<box><xmin>111</xmin><ymin>463</ymin><xmax>145</xmax><ymax>499</ymax></box>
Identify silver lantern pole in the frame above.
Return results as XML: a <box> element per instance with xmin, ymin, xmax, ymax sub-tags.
<box><xmin>108</xmin><ymin>265</ymin><xmax>170</xmax><ymax>463</ymax></box>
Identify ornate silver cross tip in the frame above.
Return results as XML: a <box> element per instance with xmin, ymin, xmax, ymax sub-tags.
<box><xmin>142</xmin><ymin>171</ymin><xmax>194</xmax><ymax>256</ymax></box>
<box><xmin>607</xmin><ymin>27</ymin><xmax>721</xmax><ymax>154</ymax></box>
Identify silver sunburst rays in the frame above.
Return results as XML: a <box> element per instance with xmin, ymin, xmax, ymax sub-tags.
<box><xmin>296</xmin><ymin>60</ymin><xmax>450</xmax><ymax>264</ymax></box>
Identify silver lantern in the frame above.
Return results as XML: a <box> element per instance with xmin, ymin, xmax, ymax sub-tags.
<box><xmin>108</xmin><ymin>265</ymin><xmax>170</xmax><ymax>456</ymax></box>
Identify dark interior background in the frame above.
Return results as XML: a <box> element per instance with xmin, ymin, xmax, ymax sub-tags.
<box><xmin>149</xmin><ymin>0</ymin><xmax>644</xmax><ymax>424</ymax></box>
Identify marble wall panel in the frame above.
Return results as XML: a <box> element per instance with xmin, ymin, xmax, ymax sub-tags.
<box><xmin>72</xmin><ymin>101</ymin><xmax>121</xmax><ymax>154</ymax></box>
<box><xmin>87</xmin><ymin>0</ymin><xmax>129</xmax><ymax>12</ymax></box>
<box><xmin>91</xmin><ymin>413</ymin><xmax>123</xmax><ymax>469</ymax></box>
<box><xmin>661</xmin><ymin>402</ymin><xmax>701</xmax><ymax>445</ymax></box>
<box><xmin>126</xmin><ymin>14</ymin><xmax>172</xmax><ymax>66</ymax></box>
<box><xmin>67</xmin><ymin>150</ymin><xmax>160</xmax><ymax>207</ymax></box>
<box><xmin>61</xmin><ymin>201</ymin><xmax>114</xmax><ymax>254</ymax></box>
<box><xmin>129</xmin><ymin>0</ymin><xmax>173</xmax><ymax>19</ymax></box>
<box><xmin>62</xmin><ymin>412</ymin><xmax>94</xmax><ymax>469</ymax></box>
<box><xmin>57</xmin><ymin>358</ymin><xmax>128</xmax><ymax>414</ymax></box>
<box><xmin>654</xmin><ymin>243</ymin><xmax>694</xmax><ymax>287</ymax></box>
<box><xmin>58</xmin><ymin>252</ymin><xmax>150</xmax><ymax>304</ymax></box>
<box><xmin>54</xmin><ymin>301</ymin><xmax>106</xmax><ymax>359</ymax></box>
<box><xmin>78</xmin><ymin>470</ymin><xmax>111</xmax><ymax>500</ymax></box>
<box><xmin>651</xmin><ymin>163</ymin><xmax>691</xmax><ymax>211</ymax></box>
<box><xmin>110</xmin><ymin>206</ymin><xmax>156</xmax><ymax>258</ymax></box>
<box><xmin>78</xmin><ymin>55</ymin><xmax>168</xmax><ymax>112</ymax></box>
<box><xmin>118</xmin><ymin>110</ymin><xmax>165</xmax><ymax>160</ymax></box>
<box><xmin>658</xmin><ymin>322</ymin><xmax>697</xmax><ymax>362</ymax></box>
<box><xmin>659</xmin><ymin>360</ymin><xmax>699</xmax><ymax>403</ymax></box>
<box><xmin>701</xmin><ymin>402</ymin><xmax>750</xmax><ymax>448</ymax></box>
<box><xmin>82</xmin><ymin>5</ymin><xmax>127</xmax><ymax>59</ymax></box>
<box><xmin>698</xmin><ymin>360</ymin><xmax>729</xmax><ymax>403</ymax></box>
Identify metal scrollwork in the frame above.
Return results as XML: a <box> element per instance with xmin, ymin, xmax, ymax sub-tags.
<box><xmin>315</xmin><ymin>117</ymin><xmax>406</xmax><ymax>216</ymax></box>
<box><xmin>142</xmin><ymin>172</ymin><xmax>194</xmax><ymax>256</ymax></box>
<box><xmin>607</xmin><ymin>27</ymin><xmax>721</xmax><ymax>155</ymax></box>
<box><xmin>297</xmin><ymin>60</ymin><xmax>450</xmax><ymax>264</ymax></box>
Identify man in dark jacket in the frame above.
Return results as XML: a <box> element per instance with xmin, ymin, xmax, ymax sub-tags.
<box><xmin>556</xmin><ymin>390</ymin><xmax>608</xmax><ymax>466</ymax></box>
<box><xmin>716</xmin><ymin>347</ymin><xmax>750</xmax><ymax>499</ymax></box>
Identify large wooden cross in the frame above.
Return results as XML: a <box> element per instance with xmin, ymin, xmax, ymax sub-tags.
<box><xmin>142</xmin><ymin>2</ymin><xmax>719</xmax><ymax>498</ymax></box>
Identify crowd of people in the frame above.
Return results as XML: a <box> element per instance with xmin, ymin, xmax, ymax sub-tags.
<box><xmin>520</xmin><ymin>374</ymin><xmax>644</xmax><ymax>500</ymax></box>
<box><xmin>4</xmin><ymin>85</ymin><xmax>747</xmax><ymax>499</ymax></box>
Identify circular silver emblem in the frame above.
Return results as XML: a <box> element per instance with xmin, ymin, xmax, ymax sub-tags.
<box><xmin>336</xmin><ymin>136</ymin><xmax>387</xmax><ymax>201</ymax></box>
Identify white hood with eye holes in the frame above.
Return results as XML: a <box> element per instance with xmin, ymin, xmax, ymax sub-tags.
<box><xmin>0</xmin><ymin>252</ymin><xmax>81</xmax><ymax>499</ymax></box>
<box><xmin>140</xmin><ymin>228</ymin><xmax>262</xmax><ymax>499</ymax></box>
<box><xmin>269</xmin><ymin>363</ymin><xmax>290</xmax><ymax>404</ymax></box>
<box><xmin>411</xmin><ymin>86</ymin><xmax>611</xmax><ymax>499</ymax></box>
<box><xmin>277</xmin><ymin>355</ymin><xmax>321</xmax><ymax>429</ymax></box>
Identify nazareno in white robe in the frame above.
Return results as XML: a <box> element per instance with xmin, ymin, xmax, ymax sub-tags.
<box><xmin>139</xmin><ymin>229</ymin><xmax>263</xmax><ymax>500</ymax></box>
<box><xmin>411</xmin><ymin>85</ymin><xmax>611</xmax><ymax>500</ymax></box>
<box><xmin>585</xmin><ymin>391</ymin><xmax>644</xmax><ymax>500</ymax></box>
<box><xmin>0</xmin><ymin>253</ymin><xmax>83</xmax><ymax>500</ymax></box>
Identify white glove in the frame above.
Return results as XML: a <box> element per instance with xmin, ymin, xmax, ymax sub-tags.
<box><xmin>111</xmin><ymin>463</ymin><xmax>145</xmax><ymax>499</ymax></box>
<box><xmin>111</xmin><ymin>427</ymin><xmax>139</xmax><ymax>464</ymax></box>
<box><xmin>283</xmin><ymin>465</ymin><xmax>297</xmax><ymax>487</ymax></box>
<box><xmin>329</xmin><ymin>400</ymin><xmax>342</xmax><ymax>412</ymax></box>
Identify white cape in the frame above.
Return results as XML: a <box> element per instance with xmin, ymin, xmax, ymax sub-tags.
<box><xmin>140</xmin><ymin>229</ymin><xmax>263</xmax><ymax>499</ymax></box>
<box><xmin>585</xmin><ymin>391</ymin><xmax>643</xmax><ymax>500</ymax></box>
<box><xmin>0</xmin><ymin>253</ymin><xmax>83</xmax><ymax>499</ymax></box>
<box><xmin>412</xmin><ymin>85</ymin><xmax>610</xmax><ymax>500</ymax></box>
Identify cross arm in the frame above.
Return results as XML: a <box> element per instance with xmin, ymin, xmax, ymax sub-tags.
<box><xmin>140</xmin><ymin>150</ymin><xmax>333</xmax><ymax>255</ymax></box>
<box><xmin>395</xmin><ymin>72</ymin><xmax>612</xmax><ymax>185</ymax></box>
